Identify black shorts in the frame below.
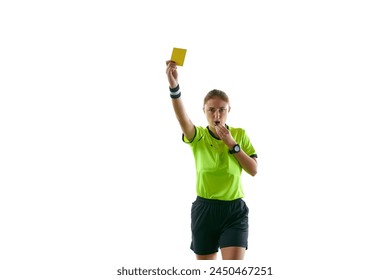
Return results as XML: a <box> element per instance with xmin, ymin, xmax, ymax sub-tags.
<box><xmin>190</xmin><ymin>196</ymin><xmax>249</xmax><ymax>255</ymax></box>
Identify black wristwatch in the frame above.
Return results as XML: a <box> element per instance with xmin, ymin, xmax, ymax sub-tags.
<box><xmin>229</xmin><ymin>144</ymin><xmax>241</xmax><ymax>154</ymax></box>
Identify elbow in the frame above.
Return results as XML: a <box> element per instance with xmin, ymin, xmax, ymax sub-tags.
<box><xmin>250</xmin><ymin>169</ymin><xmax>257</xmax><ymax>177</ymax></box>
<box><xmin>247</xmin><ymin>167</ymin><xmax>257</xmax><ymax>177</ymax></box>
<box><xmin>250</xmin><ymin>157</ymin><xmax>258</xmax><ymax>176</ymax></box>
<box><xmin>250</xmin><ymin>159</ymin><xmax>258</xmax><ymax>176</ymax></box>
<box><xmin>243</xmin><ymin>157</ymin><xmax>258</xmax><ymax>176</ymax></box>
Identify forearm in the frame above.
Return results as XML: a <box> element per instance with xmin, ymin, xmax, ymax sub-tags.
<box><xmin>172</xmin><ymin>98</ymin><xmax>192</xmax><ymax>127</ymax></box>
<box><xmin>233</xmin><ymin>149</ymin><xmax>258</xmax><ymax>176</ymax></box>
<box><xmin>171</xmin><ymin>93</ymin><xmax>195</xmax><ymax>141</ymax></box>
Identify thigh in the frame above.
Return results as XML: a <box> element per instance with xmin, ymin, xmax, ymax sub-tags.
<box><xmin>221</xmin><ymin>246</ymin><xmax>246</xmax><ymax>260</ymax></box>
<box><xmin>196</xmin><ymin>252</ymin><xmax>218</xmax><ymax>260</ymax></box>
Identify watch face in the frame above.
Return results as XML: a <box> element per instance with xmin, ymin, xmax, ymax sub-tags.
<box><xmin>234</xmin><ymin>145</ymin><xmax>240</xmax><ymax>152</ymax></box>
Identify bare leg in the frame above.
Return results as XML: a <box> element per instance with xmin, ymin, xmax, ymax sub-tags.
<box><xmin>196</xmin><ymin>252</ymin><xmax>218</xmax><ymax>260</ymax></box>
<box><xmin>221</xmin><ymin>247</ymin><xmax>246</xmax><ymax>260</ymax></box>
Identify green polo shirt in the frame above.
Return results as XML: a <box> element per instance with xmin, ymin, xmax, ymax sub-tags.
<box><xmin>183</xmin><ymin>125</ymin><xmax>257</xmax><ymax>201</ymax></box>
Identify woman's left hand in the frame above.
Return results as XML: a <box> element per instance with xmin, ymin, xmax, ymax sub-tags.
<box><xmin>215</xmin><ymin>124</ymin><xmax>236</xmax><ymax>149</ymax></box>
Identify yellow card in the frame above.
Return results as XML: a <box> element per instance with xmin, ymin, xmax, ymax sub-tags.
<box><xmin>171</xmin><ymin>47</ymin><xmax>187</xmax><ymax>66</ymax></box>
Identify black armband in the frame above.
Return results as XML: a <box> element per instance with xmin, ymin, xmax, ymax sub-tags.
<box><xmin>169</xmin><ymin>84</ymin><xmax>181</xmax><ymax>99</ymax></box>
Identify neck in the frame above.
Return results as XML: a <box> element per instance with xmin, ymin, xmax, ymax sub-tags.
<box><xmin>207</xmin><ymin>125</ymin><xmax>226</xmax><ymax>140</ymax></box>
<box><xmin>209</xmin><ymin>126</ymin><xmax>217</xmax><ymax>135</ymax></box>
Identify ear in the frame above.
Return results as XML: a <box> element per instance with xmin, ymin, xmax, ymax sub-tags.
<box><xmin>228</xmin><ymin>106</ymin><xmax>231</xmax><ymax>112</ymax></box>
<box><xmin>203</xmin><ymin>106</ymin><xmax>205</xmax><ymax>113</ymax></box>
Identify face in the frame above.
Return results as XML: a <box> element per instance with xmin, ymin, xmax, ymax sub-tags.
<box><xmin>203</xmin><ymin>97</ymin><xmax>230</xmax><ymax>130</ymax></box>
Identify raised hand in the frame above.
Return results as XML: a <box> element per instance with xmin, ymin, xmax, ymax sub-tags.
<box><xmin>166</xmin><ymin>60</ymin><xmax>178</xmax><ymax>88</ymax></box>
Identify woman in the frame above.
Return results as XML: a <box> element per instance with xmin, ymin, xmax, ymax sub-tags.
<box><xmin>166</xmin><ymin>60</ymin><xmax>258</xmax><ymax>260</ymax></box>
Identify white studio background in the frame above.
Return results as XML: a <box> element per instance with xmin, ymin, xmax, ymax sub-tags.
<box><xmin>1</xmin><ymin>0</ymin><xmax>389</xmax><ymax>279</ymax></box>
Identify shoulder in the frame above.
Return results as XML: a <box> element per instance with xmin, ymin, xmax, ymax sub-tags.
<box><xmin>228</xmin><ymin>126</ymin><xmax>246</xmax><ymax>136</ymax></box>
<box><xmin>183</xmin><ymin>125</ymin><xmax>208</xmax><ymax>144</ymax></box>
<box><xmin>196</xmin><ymin>126</ymin><xmax>208</xmax><ymax>132</ymax></box>
<box><xmin>229</xmin><ymin>126</ymin><xmax>254</xmax><ymax>143</ymax></box>
<box><xmin>194</xmin><ymin>125</ymin><xmax>208</xmax><ymax>136</ymax></box>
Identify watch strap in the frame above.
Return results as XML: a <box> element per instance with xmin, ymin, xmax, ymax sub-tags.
<box><xmin>229</xmin><ymin>144</ymin><xmax>240</xmax><ymax>154</ymax></box>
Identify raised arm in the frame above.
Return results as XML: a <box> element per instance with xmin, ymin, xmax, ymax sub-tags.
<box><xmin>166</xmin><ymin>60</ymin><xmax>195</xmax><ymax>141</ymax></box>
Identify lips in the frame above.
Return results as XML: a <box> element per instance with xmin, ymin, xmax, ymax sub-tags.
<box><xmin>214</xmin><ymin>121</ymin><xmax>220</xmax><ymax>126</ymax></box>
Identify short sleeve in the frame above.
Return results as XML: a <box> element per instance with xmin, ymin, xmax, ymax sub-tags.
<box><xmin>182</xmin><ymin>126</ymin><xmax>204</xmax><ymax>145</ymax></box>
<box><xmin>240</xmin><ymin>129</ymin><xmax>257</xmax><ymax>158</ymax></box>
